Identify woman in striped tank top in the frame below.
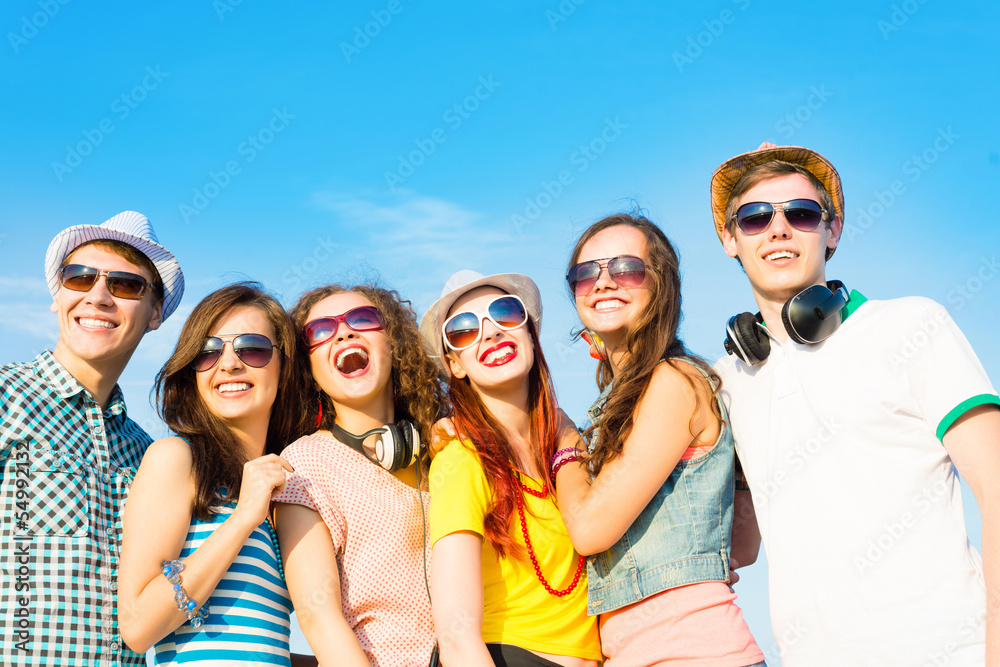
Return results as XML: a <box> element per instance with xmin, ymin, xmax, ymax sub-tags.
<box><xmin>119</xmin><ymin>282</ymin><xmax>303</xmax><ymax>666</ymax></box>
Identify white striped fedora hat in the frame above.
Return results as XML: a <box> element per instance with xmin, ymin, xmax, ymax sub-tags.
<box><xmin>44</xmin><ymin>210</ymin><xmax>185</xmax><ymax>321</ymax></box>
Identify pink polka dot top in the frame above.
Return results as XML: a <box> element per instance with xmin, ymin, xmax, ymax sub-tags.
<box><xmin>274</xmin><ymin>431</ymin><xmax>435</xmax><ymax>667</ymax></box>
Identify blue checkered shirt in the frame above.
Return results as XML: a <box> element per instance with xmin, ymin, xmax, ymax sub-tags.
<box><xmin>1</xmin><ymin>351</ymin><xmax>150</xmax><ymax>666</ymax></box>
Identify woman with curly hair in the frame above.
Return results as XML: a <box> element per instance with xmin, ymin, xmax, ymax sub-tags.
<box><xmin>119</xmin><ymin>282</ymin><xmax>299</xmax><ymax>664</ymax></box>
<box><xmin>555</xmin><ymin>214</ymin><xmax>764</xmax><ymax>666</ymax></box>
<box><xmin>420</xmin><ymin>271</ymin><xmax>601</xmax><ymax>667</ymax></box>
<box><xmin>273</xmin><ymin>283</ymin><xmax>446</xmax><ymax>667</ymax></box>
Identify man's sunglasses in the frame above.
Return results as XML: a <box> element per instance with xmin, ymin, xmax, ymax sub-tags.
<box><xmin>442</xmin><ymin>294</ymin><xmax>528</xmax><ymax>351</ymax></box>
<box><xmin>566</xmin><ymin>255</ymin><xmax>649</xmax><ymax>297</ymax></box>
<box><xmin>60</xmin><ymin>264</ymin><xmax>154</xmax><ymax>300</ymax></box>
<box><xmin>301</xmin><ymin>306</ymin><xmax>386</xmax><ymax>351</ymax></box>
<box><xmin>732</xmin><ymin>199</ymin><xmax>828</xmax><ymax>236</ymax></box>
<box><xmin>192</xmin><ymin>333</ymin><xmax>278</xmax><ymax>372</ymax></box>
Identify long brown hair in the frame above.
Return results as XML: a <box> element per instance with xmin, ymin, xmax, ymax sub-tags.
<box><xmin>155</xmin><ymin>282</ymin><xmax>300</xmax><ymax>520</ymax></box>
<box><xmin>568</xmin><ymin>214</ymin><xmax>723</xmax><ymax>476</ymax></box>
<box><xmin>289</xmin><ymin>284</ymin><xmax>447</xmax><ymax>457</ymax></box>
<box><xmin>446</xmin><ymin>318</ymin><xmax>560</xmax><ymax>559</ymax></box>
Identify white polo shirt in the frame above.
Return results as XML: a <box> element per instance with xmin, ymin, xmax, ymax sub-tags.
<box><xmin>716</xmin><ymin>291</ymin><xmax>998</xmax><ymax>666</ymax></box>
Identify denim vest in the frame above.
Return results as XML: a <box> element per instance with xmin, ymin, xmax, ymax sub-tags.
<box><xmin>583</xmin><ymin>358</ymin><xmax>734</xmax><ymax>615</ymax></box>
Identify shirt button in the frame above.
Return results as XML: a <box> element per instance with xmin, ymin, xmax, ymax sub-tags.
<box><xmin>105</xmin><ymin>527</ymin><xmax>114</xmax><ymax>536</ymax></box>
<box><xmin>102</xmin><ymin>473</ymin><xmax>111</xmax><ymax>484</ymax></box>
<box><xmin>109</xmin><ymin>641</ymin><xmax>119</xmax><ymax>652</ymax></box>
<box><xmin>110</xmin><ymin>581</ymin><xmax>118</xmax><ymax>592</ymax></box>
<box><xmin>94</xmin><ymin>426</ymin><xmax>104</xmax><ymax>435</ymax></box>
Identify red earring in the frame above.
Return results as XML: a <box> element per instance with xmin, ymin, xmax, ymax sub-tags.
<box><xmin>315</xmin><ymin>396</ymin><xmax>323</xmax><ymax>428</ymax></box>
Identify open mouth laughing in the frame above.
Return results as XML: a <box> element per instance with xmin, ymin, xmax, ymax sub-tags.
<box><xmin>335</xmin><ymin>345</ymin><xmax>371</xmax><ymax>376</ymax></box>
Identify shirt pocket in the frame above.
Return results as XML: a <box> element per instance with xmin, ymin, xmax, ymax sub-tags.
<box><xmin>28</xmin><ymin>447</ymin><xmax>91</xmax><ymax>537</ymax></box>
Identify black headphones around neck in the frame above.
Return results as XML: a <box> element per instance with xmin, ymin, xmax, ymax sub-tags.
<box><xmin>330</xmin><ymin>419</ymin><xmax>421</xmax><ymax>472</ymax></box>
<box><xmin>724</xmin><ymin>280</ymin><xmax>849</xmax><ymax>366</ymax></box>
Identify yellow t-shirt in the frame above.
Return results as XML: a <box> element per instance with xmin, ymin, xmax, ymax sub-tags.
<box><xmin>429</xmin><ymin>440</ymin><xmax>601</xmax><ymax>661</ymax></box>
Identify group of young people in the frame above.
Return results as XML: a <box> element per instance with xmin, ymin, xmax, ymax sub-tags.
<box><xmin>1</xmin><ymin>143</ymin><xmax>996</xmax><ymax>667</ymax></box>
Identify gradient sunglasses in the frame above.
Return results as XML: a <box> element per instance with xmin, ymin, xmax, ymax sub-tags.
<box><xmin>732</xmin><ymin>198</ymin><xmax>828</xmax><ymax>236</ymax></box>
<box><xmin>566</xmin><ymin>255</ymin><xmax>650</xmax><ymax>297</ymax></box>
<box><xmin>301</xmin><ymin>306</ymin><xmax>386</xmax><ymax>351</ymax></box>
<box><xmin>192</xmin><ymin>333</ymin><xmax>278</xmax><ymax>372</ymax></box>
<box><xmin>60</xmin><ymin>264</ymin><xmax>154</xmax><ymax>300</ymax></box>
<box><xmin>442</xmin><ymin>294</ymin><xmax>528</xmax><ymax>351</ymax></box>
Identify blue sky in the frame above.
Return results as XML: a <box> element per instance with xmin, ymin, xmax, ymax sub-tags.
<box><xmin>3</xmin><ymin>1</ymin><xmax>999</xmax><ymax>662</ymax></box>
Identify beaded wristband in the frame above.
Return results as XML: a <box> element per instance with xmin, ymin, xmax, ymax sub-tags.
<box><xmin>161</xmin><ymin>560</ymin><xmax>210</xmax><ymax>628</ymax></box>
<box><xmin>551</xmin><ymin>454</ymin><xmax>580</xmax><ymax>476</ymax></box>
<box><xmin>550</xmin><ymin>448</ymin><xmax>578</xmax><ymax>466</ymax></box>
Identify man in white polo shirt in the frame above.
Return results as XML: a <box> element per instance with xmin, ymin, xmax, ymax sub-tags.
<box><xmin>711</xmin><ymin>143</ymin><xmax>1000</xmax><ymax>665</ymax></box>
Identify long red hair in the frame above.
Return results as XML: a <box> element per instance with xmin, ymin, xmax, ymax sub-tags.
<box><xmin>447</xmin><ymin>318</ymin><xmax>560</xmax><ymax>559</ymax></box>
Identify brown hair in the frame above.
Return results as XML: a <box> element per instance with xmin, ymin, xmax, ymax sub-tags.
<box><xmin>155</xmin><ymin>282</ymin><xmax>300</xmax><ymax>520</ymax></box>
<box><xmin>289</xmin><ymin>284</ymin><xmax>447</xmax><ymax>458</ymax></box>
<box><xmin>63</xmin><ymin>239</ymin><xmax>165</xmax><ymax>300</ymax></box>
<box><xmin>568</xmin><ymin>213</ymin><xmax>723</xmax><ymax>476</ymax></box>
<box><xmin>446</xmin><ymin>317</ymin><xmax>560</xmax><ymax>559</ymax></box>
<box><xmin>724</xmin><ymin>161</ymin><xmax>837</xmax><ymax>261</ymax></box>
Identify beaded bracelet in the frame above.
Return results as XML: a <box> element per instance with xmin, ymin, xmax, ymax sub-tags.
<box><xmin>550</xmin><ymin>448</ymin><xmax>578</xmax><ymax>466</ymax></box>
<box><xmin>551</xmin><ymin>454</ymin><xmax>580</xmax><ymax>476</ymax></box>
<box><xmin>161</xmin><ymin>560</ymin><xmax>210</xmax><ymax>628</ymax></box>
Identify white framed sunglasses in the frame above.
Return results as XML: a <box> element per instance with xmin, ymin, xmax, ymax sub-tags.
<box><xmin>441</xmin><ymin>294</ymin><xmax>529</xmax><ymax>351</ymax></box>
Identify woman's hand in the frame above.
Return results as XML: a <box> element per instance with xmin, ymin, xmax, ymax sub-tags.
<box><xmin>429</xmin><ymin>418</ymin><xmax>457</xmax><ymax>458</ymax></box>
<box><xmin>233</xmin><ymin>454</ymin><xmax>294</xmax><ymax>530</ymax></box>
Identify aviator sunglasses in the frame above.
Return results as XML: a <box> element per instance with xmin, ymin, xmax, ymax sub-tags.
<box><xmin>566</xmin><ymin>255</ymin><xmax>650</xmax><ymax>297</ymax></box>
<box><xmin>442</xmin><ymin>294</ymin><xmax>528</xmax><ymax>351</ymax></box>
<box><xmin>60</xmin><ymin>264</ymin><xmax>154</xmax><ymax>300</ymax></box>
<box><xmin>301</xmin><ymin>305</ymin><xmax>386</xmax><ymax>351</ymax></box>
<box><xmin>192</xmin><ymin>333</ymin><xmax>278</xmax><ymax>372</ymax></box>
<box><xmin>732</xmin><ymin>198</ymin><xmax>828</xmax><ymax>236</ymax></box>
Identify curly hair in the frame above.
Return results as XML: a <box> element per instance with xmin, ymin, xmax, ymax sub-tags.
<box><xmin>567</xmin><ymin>213</ymin><xmax>723</xmax><ymax>476</ymax></box>
<box><xmin>154</xmin><ymin>282</ymin><xmax>301</xmax><ymax>520</ymax></box>
<box><xmin>289</xmin><ymin>284</ymin><xmax>447</xmax><ymax>466</ymax></box>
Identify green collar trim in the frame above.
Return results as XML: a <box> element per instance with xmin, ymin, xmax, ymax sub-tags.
<box><xmin>842</xmin><ymin>289</ymin><xmax>867</xmax><ymax>322</ymax></box>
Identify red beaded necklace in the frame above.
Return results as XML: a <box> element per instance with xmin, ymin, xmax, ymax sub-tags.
<box><xmin>515</xmin><ymin>477</ymin><xmax>585</xmax><ymax>597</ymax></box>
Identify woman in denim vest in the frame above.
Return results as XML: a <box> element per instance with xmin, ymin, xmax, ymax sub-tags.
<box><xmin>554</xmin><ymin>214</ymin><xmax>766</xmax><ymax>666</ymax></box>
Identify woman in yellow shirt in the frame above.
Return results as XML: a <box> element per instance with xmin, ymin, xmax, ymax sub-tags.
<box><xmin>419</xmin><ymin>270</ymin><xmax>601</xmax><ymax>667</ymax></box>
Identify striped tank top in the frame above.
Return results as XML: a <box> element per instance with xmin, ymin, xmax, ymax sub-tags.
<box><xmin>153</xmin><ymin>501</ymin><xmax>293</xmax><ymax>666</ymax></box>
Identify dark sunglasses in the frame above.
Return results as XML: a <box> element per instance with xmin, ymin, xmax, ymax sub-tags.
<box><xmin>566</xmin><ymin>255</ymin><xmax>649</xmax><ymax>297</ymax></box>
<box><xmin>192</xmin><ymin>333</ymin><xmax>278</xmax><ymax>372</ymax></box>
<box><xmin>60</xmin><ymin>264</ymin><xmax>154</xmax><ymax>300</ymax></box>
<box><xmin>442</xmin><ymin>294</ymin><xmax>528</xmax><ymax>351</ymax></box>
<box><xmin>732</xmin><ymin>199</ymin><xmax>828</xmax><ymax>236</ymax></box>
<box><xmin>301</xmin><ymin>306</ymin><xmax>386</xmax><ymax>351</ymax></box>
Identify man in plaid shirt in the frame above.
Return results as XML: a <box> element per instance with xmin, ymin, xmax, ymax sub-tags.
<box><xmin>1</xmin><ymin>211</ymin><xmax>184</xmax><ymax>666</ymax></box>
